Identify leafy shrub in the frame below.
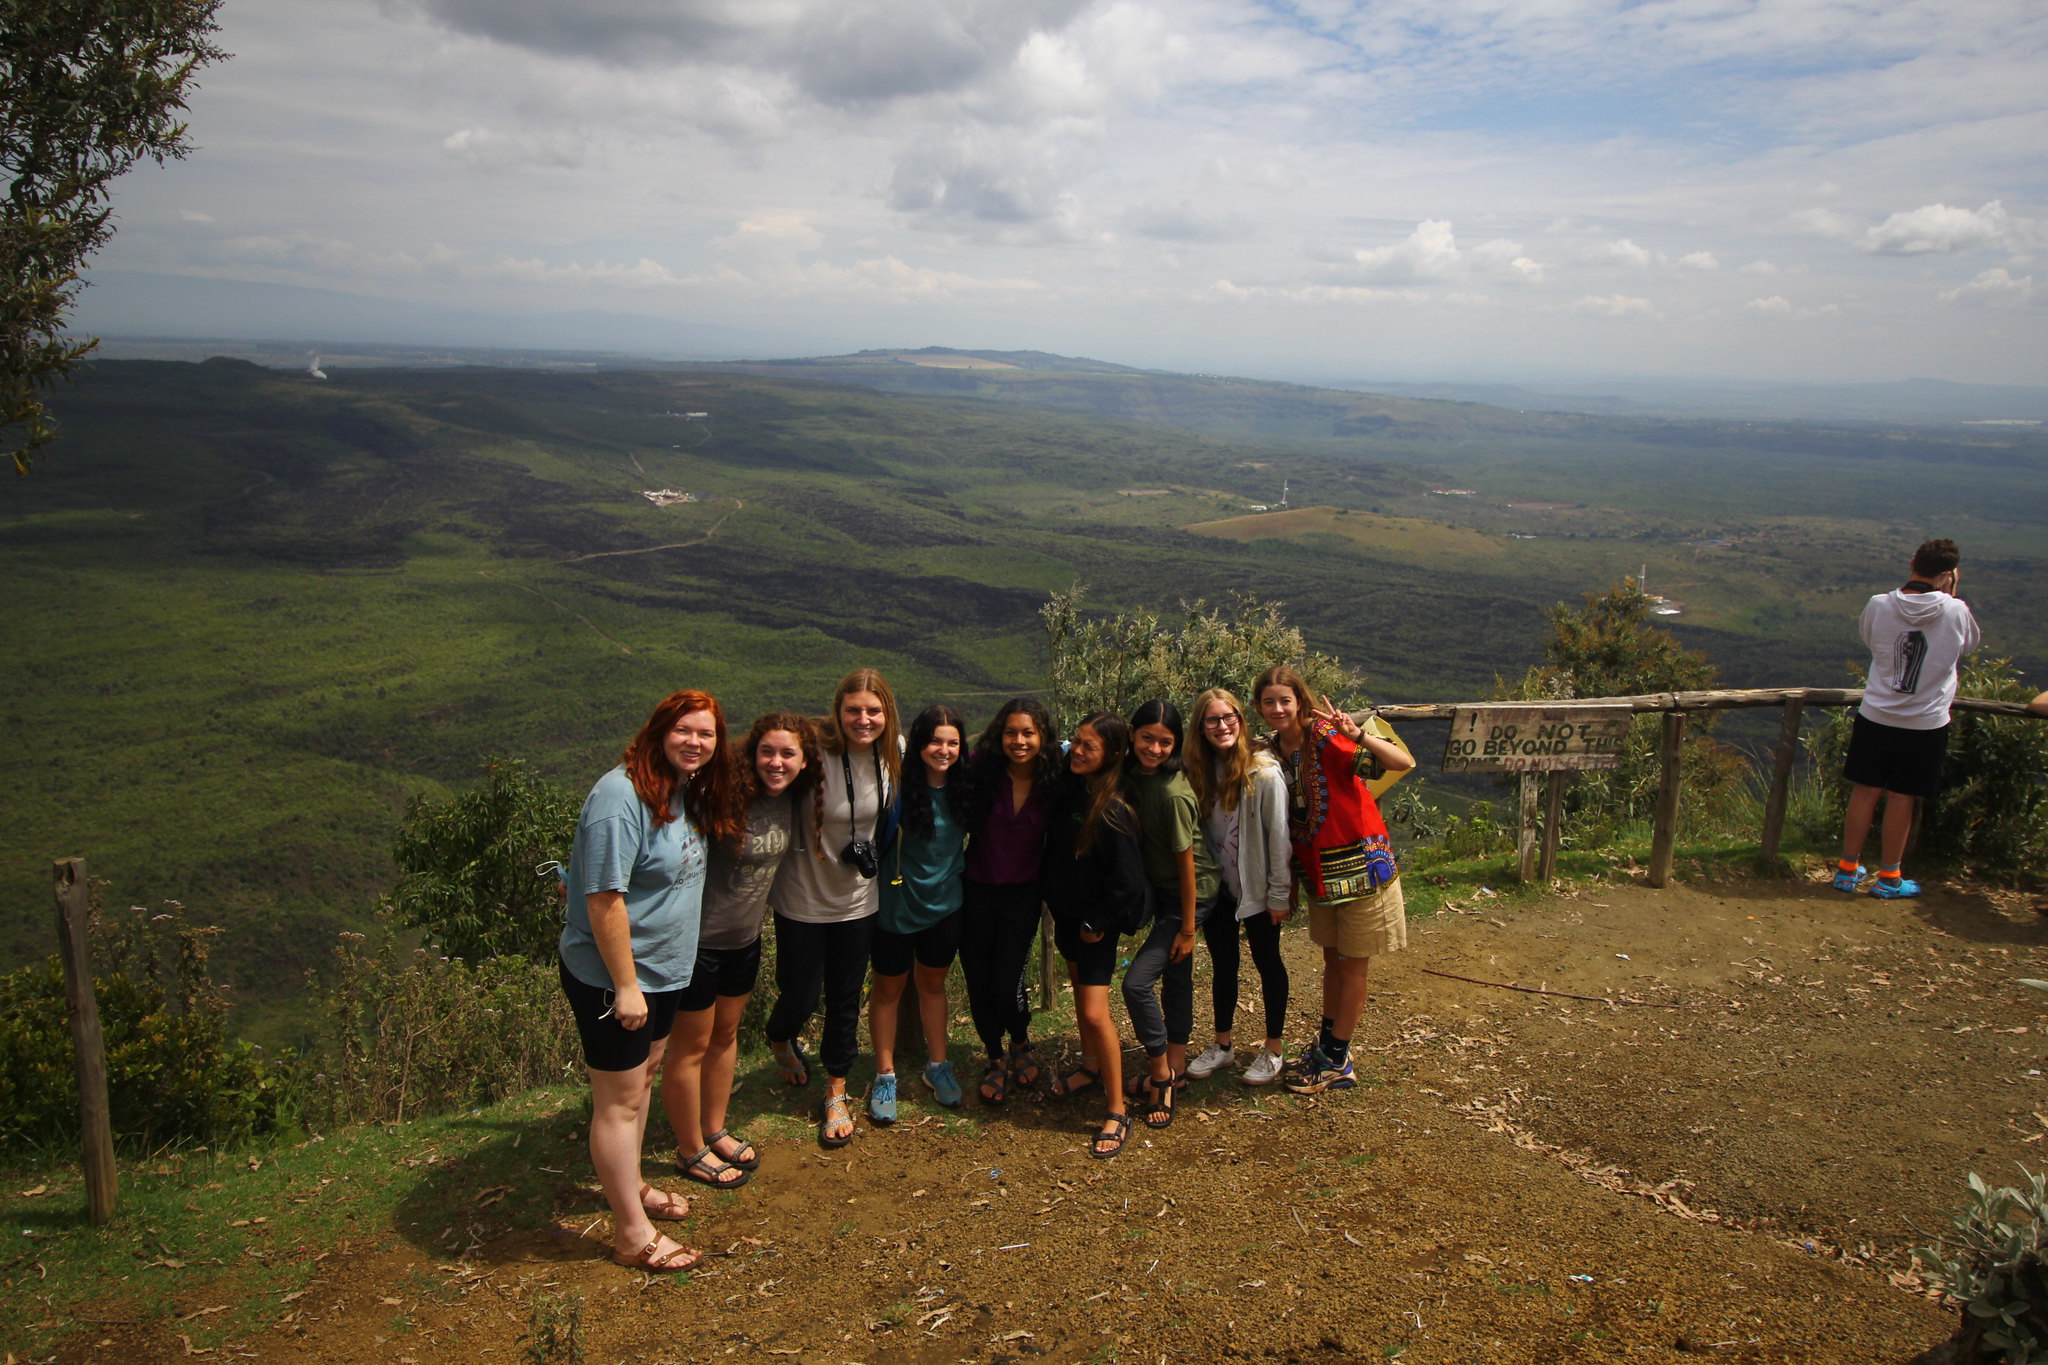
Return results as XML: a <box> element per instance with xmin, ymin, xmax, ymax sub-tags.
<box><xmin>392</xmin><ymin>758</ymin><xmax>580</xmax><ymax>963</ymax></box>
<box><xmin>1914</xmin><ymin>1169</ymin><xmax>2048</xmax><ymax>1364</ymax></box>
<box><xmin>307</xmin><ymin>908</ymin><xmax>579</xmax><ymax>1127</ymax></box>
<box><xmin>1805</xmin><ymin>657</ymin><xmax>2048</xmax><ymax>872</ymax></box>
<box><xmin>1501</xmin><ymin>577</ymin><xmax>1747</xmax><ymax>839</ymax></box>
<box><xmin>0</xmin><ymin>894</ymin><xmax>298</xmax><ymax>1151</ymax></box>
<box><xmin>1042</xmin><ymin>586</ymin><xmax>1365</xmax><ymax>733</ymax></box>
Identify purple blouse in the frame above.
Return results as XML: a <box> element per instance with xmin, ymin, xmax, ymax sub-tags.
<box><xmin>964</xmin><ymin>778</ymin><xmax>1046</xmax><ymax>886</ymax></box>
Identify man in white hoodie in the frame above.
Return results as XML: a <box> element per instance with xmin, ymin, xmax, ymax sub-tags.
<box><xmin>1835</xmin><ymin>538</ymin><xmax>1980</xmax><ymax>898</ymax></box>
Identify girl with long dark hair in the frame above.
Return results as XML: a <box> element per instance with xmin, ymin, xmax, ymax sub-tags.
<box><xmin>868</xmin><ymin>703</ymin><xmax>971</xmax><ymax>1118</ymax></box>
<box><xmin>1042</xmin><ymin>712</ymin><xmax>1148</xmax><ymax>1157</ymax></box>
<box><xmin>1118</xmin><ymin>697</ymin><xmax>1218</xmax><ymax>1131</ymax></box>
<box><xmin>956</xmin><ymin>696</ymin><xmax>1061</xmax><ymax>1104</ymax></box>
<box><xmin>764</xmin><ymin>669</ymin><xmax>901</xmax><ymax>1147</ymax></box>
<box><xmin>557</xmin><ymin>689</ymin><xmax>742</xmax><ymax>1272</ymax></box>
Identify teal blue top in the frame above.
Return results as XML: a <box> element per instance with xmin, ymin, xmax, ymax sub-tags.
<box><xmin>558</xmin><ymin>765</ymin><xmax>706</xmax><ymax>992</ymax></box>
<box><xmin>878</xmin><ymin>784</ymin><xmax>965</xmax><ymax>935</ymax></box>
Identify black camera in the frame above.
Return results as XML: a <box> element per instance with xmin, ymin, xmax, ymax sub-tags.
<box><xmin>840</xmin><ymin>839</ymin><xmax>879</xmax><ymax>880</ymax></box>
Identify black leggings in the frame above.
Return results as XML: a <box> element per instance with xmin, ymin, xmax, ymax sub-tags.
<box><xmin>764</xmin><ymin>912</ymin><xmax>874</xmax><ymax>1079</ymax></box>
<box><xmin>1202</xmin><ymin>890</ymin><xmax>1289</xmax><ymax>1040</ymax></box>
<box><xmin>958</xmin><ymin>879</ymin><xmax>1041</xmax><ymax>1058</ymax></box>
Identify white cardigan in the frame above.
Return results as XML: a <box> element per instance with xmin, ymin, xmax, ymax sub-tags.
<box><xmin>1207</xmin><ymin>752</ymin><xmax>1293</xmax><ymax>920</ymax></box>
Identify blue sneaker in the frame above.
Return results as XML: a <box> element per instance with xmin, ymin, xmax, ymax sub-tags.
<box><xmin>1832</xmin><ymin>864</ymin><xmax>1865</xmax><ymax>893</ymax></box>
<box><xmin>923</xmin><ymin>1059</ymin><xmax>963</xmax><ymax>1108</ymax></box>
<box><xmin>1871</xmin><ymin>876</ymin><xmax>1922</xmax><ymax>899</ymax></box>
<box><xmin>1285</xmin><ymin>1051</ymin><xmax>1356</xmax><ymax>1095</ymax></box>
<box><xmin>868</xmin><ymin>1072</ymin><xmax>897</xmax><ymax>1125</ymax></box>
<box><xmin>1281</xmin><ymin>1041</ymin><xmax>1328</xmax><ymax>1090</ymax></box>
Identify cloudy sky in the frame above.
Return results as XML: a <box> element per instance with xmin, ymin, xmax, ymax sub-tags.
<box><xmin>85</xmin><ymin>0</ymin><xmax>2048</xmax><ymax>384</ymax></box>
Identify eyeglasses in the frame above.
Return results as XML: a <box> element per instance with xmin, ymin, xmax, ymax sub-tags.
<box><xmin>1200</xmin><ymin>712</ymin><xmax>1242</xmax><ymax>730</ymax></box>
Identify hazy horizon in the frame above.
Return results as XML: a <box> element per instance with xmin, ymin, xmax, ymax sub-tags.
<box><xmin>72</xmin><ymin>0</ymin><xmax>2046</xmax><ymax>391</ymax></box>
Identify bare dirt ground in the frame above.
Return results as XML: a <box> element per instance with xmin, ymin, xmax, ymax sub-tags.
<box><xmin>56</xmin><ymin>867</ymin><xmax>2048</xmax><ymax>1364</ymax></box>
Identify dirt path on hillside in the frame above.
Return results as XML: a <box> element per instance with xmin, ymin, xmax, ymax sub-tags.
<box><xmin>56</xmin><ymin>868</ymin><xmax>2048</xmax><ymax>1364</ymax></box>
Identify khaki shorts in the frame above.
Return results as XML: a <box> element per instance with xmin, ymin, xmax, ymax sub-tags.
<box><xmin>1307</xmin><ymin>877</ymin><xmax>1407</xmax><ymax>959</ymax></box>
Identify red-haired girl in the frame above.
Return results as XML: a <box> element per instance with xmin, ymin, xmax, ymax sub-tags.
<box><xmin>558</xmin><ymin>689</ymin><xmax>742</xmax><ymax>1272</ymax></box>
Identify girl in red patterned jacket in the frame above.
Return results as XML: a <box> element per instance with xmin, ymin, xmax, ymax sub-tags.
<box><xmin>1251</xmin><ymin>664</ymin><xmax>1414</xmax><ymax>1094</ymax></box>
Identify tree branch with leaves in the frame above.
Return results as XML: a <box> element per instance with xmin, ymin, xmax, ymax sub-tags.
<box><xmin>2</xmin><ymin>0</ymin><xmax>226</xmax><ymax>474</ymax></box>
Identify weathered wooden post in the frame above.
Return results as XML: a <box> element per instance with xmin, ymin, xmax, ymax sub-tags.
<box><xmin>1039</xmin><ymin>905</ymin><xmax>1056</xmax><ymax>1011</ymax></box>
<box><xmin>1758</xmin><ymin>695</ymin><xmax>1806</xmax><ymax>862</ymax></box>
<box><xmin>1538</xmin><ymin>770</ymin><xmax>1566</xmax><ymax>882</ymax></box>
<box><xmin>1647</xmin><ymin>712</ymin><xmax>1687</xmax><ymax>888</ymax></box>
<box><xmin>53</xmin><ymin>858</ymin><xmax>117</xmax><ymax>1224</ymax></box>
<box><xmin>1516</xmin><ymin>773</ymin><xmax>1541</xmax><ymax>883</ymax></box>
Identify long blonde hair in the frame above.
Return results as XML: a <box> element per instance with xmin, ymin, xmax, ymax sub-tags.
<box><xmin>811</xmin><ymin>668</ymin><xmax>902</xmax><ymax>858</ymax></box>
<box><xmin>1185</xmin><ymin>686</ymin><xmax>1256</xmax><ymax>818</ymax></box>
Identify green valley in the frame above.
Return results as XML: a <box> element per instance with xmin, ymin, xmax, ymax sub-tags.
<box><xmin>4</xmin><ymin>353</ymin><xmax>2045</xmax><ymax>1018</ymax></box>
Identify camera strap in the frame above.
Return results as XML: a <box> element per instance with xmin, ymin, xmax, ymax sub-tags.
<box><xmin>840</xmin><ymin>747</ymin><xmax>887</xmax><ymax>842</ymax></box>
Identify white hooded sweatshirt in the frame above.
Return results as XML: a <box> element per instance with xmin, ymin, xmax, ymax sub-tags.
<box><xmin>1857</xmin><ymin>587</ymin><xmax>1980</xmax><ymax>731</ymax></box>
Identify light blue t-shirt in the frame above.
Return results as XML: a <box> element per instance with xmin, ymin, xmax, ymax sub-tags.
<box><xmin>878</xmin><ymin>784</ymin><xmax>965</xmax><ymax>935</ymax></box>
<box><xmin>558</xmin><ymin>766</ymin><xmax>706</xmax><ymax>993</ymax></box>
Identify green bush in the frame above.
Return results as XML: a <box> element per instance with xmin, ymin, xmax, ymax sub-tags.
<box><xmin>0</xmin><ymin>895</ymin><xmax>298</xmax><ymax>1151</ymax></box>
<box><xmin>1501</xmin><ymin>577</ymin><xmax>1747</xmax><ymax>840</ymax></box>
<box><xmin>307</xmin><ymin>907</ymin><xmax>578</xmax><ymax>1127</ymax></box>
<box><xmin>391</xmin><ymin>758</ymin><xmax>580</xmax><ymax>963</ymax></box>
<box><xmin>1041</xmin><ymin>586</ymin><xmax>1367</xmax><ymax>732</ymax></box>
<box><xmin>1806</xmin><ymin>657</ymin><xmax>2048</xmax><ymax>873</ymax></box>
<box><xmin>1914</xmin><ymin>1169</ymin><xmax>2048</xmax><ymax>1364</ymax></box>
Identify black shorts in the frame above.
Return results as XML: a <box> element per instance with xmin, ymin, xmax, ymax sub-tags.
<box><xmin>872</xmin><ymin>908</ymin><xmax>965</xmax><ymax>976</ymax></box>
<box><xmin>676</xmin><ymin>937</ymin><xmax>763</xmax><ymax>1013</ymax></box>
<box><xmin>1053</xmin><ymin>915</ymin><xmax>1121</xmax><ymax>988</ymax></box>
<box><xmin>1843</xmin><ymin>713</ymin><xmax>1950</xmax><ymax>800</ymax></box>
<box><xmin>558</xmin><ymin>959</ymin><xmax>683</xmax><ymax>1072</ymax></box>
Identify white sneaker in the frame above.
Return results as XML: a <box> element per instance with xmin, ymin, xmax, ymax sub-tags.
<box><xmin>1186</xmin><ymin>1043</ymin><xmax>1235</xmax><ymax>1079</ymax></box>
<box><xmin>1242</xmin><ymin>1048</ymin><xmax>1285</xmax><ymax>1086</ymax></box>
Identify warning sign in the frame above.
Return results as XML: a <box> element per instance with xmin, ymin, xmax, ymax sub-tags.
<box><xmin>1441</xmin><ymin>705</ymin><xmax>1631</xmax><ymax>774</ymax></box>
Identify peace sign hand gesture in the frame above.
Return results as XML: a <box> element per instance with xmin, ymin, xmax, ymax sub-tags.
<box><xmin>1311</xmin><ymin>693</ymin><xmax>1365</xmax><ymax>742</ymax></box>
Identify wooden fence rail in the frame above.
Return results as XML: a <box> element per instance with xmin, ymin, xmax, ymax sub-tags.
<box><xmin>1360</xmin><ymin>688</ymin><xmax>2044</xmax><ymax>889</ymax></box>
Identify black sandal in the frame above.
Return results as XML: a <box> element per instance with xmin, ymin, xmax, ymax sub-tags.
<box><xmin>979</xmin><ymin>1058</ymin><xmax>1009</xmax><ymax>1106</ymax></box>
<box><xmin>1091</xmin><ymin>1113</ymin><xmax>1131</xmax><ymax>1159</ymax></box>
<box><xmin>677</xmin><ymin>1144</ymin><xmax>750</xmax><ymax>1190</ymax></box>
<box><xmin>1050</xmin><ymin>1064</ymin><xmax>1100</xmax><ymax>1100</ymax></box>
<box><xmin>1009</xmin><ymin>1042</ymin><xmax>1043</xmax><ymax>1089</ymax></box>
<box><xmin>705</xmin><ymin>1127</ymin><xmax>760</xmax><ymax>1172</ymax></box>
<box><xmin>1142</xmin><ymin>1070</ymin><xmax>1177</xmax><ymax>1130</ymax></box>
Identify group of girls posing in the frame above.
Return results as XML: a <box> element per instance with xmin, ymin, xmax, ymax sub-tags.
<box><xmin>553</xmin><ymin>666</ymin><xmax>1413</xmax><ymax>1272</ymax></box>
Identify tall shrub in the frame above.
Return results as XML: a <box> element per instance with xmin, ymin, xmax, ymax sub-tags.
<box><xmin>392</xmin><ymin>758</ymin><xmax>580</xmax><ymax>963</ymax></box>
<box><xmin>0</xmin><ymin>893</ymin><xmax>295</xmax><ymax>1150</ymax></box>
<box><xmin>1042</xmin><ymin>585</ymin><xmax>1364</xmax><ymax>731</ymax></box>
<box><xmin>1501</xmin><ymin>577</ymin><xmax>1745</xmax><ymax>837</ymax></box>
<box><xmin>1808</xmin><ymin>658</ymin><xmax>2048</xmax><ymax>871</ymax></box>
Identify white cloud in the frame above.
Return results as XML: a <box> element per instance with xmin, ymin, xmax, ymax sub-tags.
<box><xmin>1863</xmin><ymin>200</ymin><xmax>2033</xmax><ymax>255</ymax></box>
<box><xmin>1738</xmin><ymin>295</ymin><xmax>1840</xmax><ymax>320</ymax></box>
<box><xmin>1573</xmin><ymin>294</ymin><xmax>1659</xmax><ymax>320</ymax></box>
<box><xmin>441</xmin><ymin>126</ymin><xmax>587</xmax><ymax>171</ymax></box>
<box><xmin>1676</xmin><ymin>251</ymin><xmax>1719</xmax><ymax>271</ymax></box>
<box><xmin>713</xmin><ymin>212</ymin><xmax>826</xmax><ymax>251</ymax></box>
<box><xmin>1334</xmin><ymin>220</ymin><xmax>1543</xmax><ymax>286</ymax></box>
<box><xmin>1790</xmin><ymin>199</ymin><xmax>2042</xmax><ymax>256</ymax></box>
<box><xmin>1938</xmin><ymin>267</ymin><xmax>2036</xmax><ymax>308</ymax></box>
<box><xmin>178</xmin><ymin>209</ymin><xmax>216</xmax><ymax>224</ymax></box>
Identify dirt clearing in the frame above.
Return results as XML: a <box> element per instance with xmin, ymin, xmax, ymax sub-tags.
<box><xmin>50</xmin><ymin>869</ymin><xmax>2048</xmax><ymax>1363</ymax></box>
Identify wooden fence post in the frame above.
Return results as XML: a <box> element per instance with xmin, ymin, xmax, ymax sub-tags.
<box><xmin>1539</xmin><ymin>771</ymin><xmax>1566</xmax><ymax>882</ymax></box>
<box><xmin>1516</xmin><ymin>773</ymin><xmax>1541</xmax><ymax>883</ymax></box>
<box><xmin>1758</xmin><ymin>696</ymin><xmax>1806</xmax><ymax>863</ymax></box>
<box><xmin>54</xmin><ymin>858</ymin><xmax>117</xmax><ymax>1225</ymax></box>
<box><xmin>1647</xmin><ymin>712</ymin><xmax>1687</xmax><ymax>888</ymax></box>
<box><xmin>1039</xmin><ymin>906</ymin><xmax>1056</xmax><ymax>1011</ymax></box>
